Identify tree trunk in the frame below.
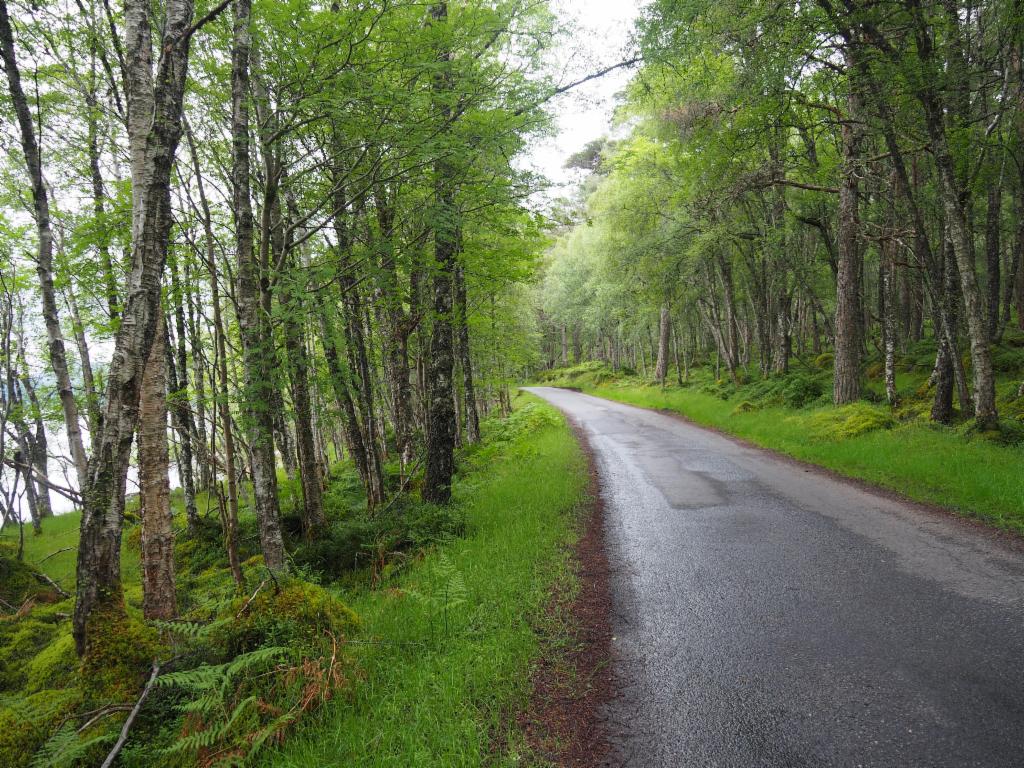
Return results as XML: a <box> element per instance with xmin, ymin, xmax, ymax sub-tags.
<box><xmin>0</xmin><ymin>0</ymin><xmax>89</xmax><ymax>491</ymax></box>
<box><xmin>986</xmin><ymin>184</ymin><xmax>1001</xmax><ymax>341</ymax></box>
<box><xmin>881</xmin><ymin>239</ymin><xmax>899</xmax><ymax>407</ymax></box>
<box><xmin>654</xmin><ymin>305</ymin><xmax>670</xmax><ymax>383</ymax></box>
<box><xmin>423</xmin><ymin>2</ymin><xmax>458</xmax><ymax>505</ymax></box>
<box><xmin>65</xmin><ymin>284</ymin><xmax>101</xmax><ymax>442</ymax></box>
<box><xmin>73</xmin><ymin>0</ymin><xmax>196</xmax><ymax>656</ymax></box>
<box><xmin>911</xmin><ymin>11</ymin><xmax>998</xmax><ymax>429</ymax></box>
<box><xmin>281</xmin><ymin>250</ymin><xmax>325</xmax><ymax>537</ymax></box>
<box><xmin>375</xmin><ymin>189</ymin><xmax>415</xmax><ymax>472</ymax></box>
<box><xmin>454</xmin><ymin>261</ymin><xmax>480</xmax><ymax>443</ymax></box>
<box><xmin>833</xmin><ymin>50</ymin><xmax>864</xmax><ymax>404</ymax></box>
<box><xmin>231</xmin><ymin>0</ymin><xmax>285</xmax><ymax>570</ymax></box>
<box><xmin>166</xmin><ymin>257</ymin><xmax>198</xmax><ymax>528</ymax></box>
<box><xmin>186</xmin><ymin>124</ymin><xmax>242</xmax><ymax>587</ymax></box>
<box><xmin>138</xmin><ymin>310</ymin><xmax>176</xmax><ymax>620</ymax></box>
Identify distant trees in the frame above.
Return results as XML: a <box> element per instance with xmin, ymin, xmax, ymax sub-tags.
<box><xmin>540</xmin><ymin>0</ymin><xmax>1024</xmax><ymax>430</ymax></box>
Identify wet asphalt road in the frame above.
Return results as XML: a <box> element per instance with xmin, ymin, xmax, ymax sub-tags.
<box><xmin>524</xmin><ymin>387</ymin><xmax>1024</xmax><ymax>768</ymax></box>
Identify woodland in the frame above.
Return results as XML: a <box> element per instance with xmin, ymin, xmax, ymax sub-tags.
<box><xmin>1</xmin><ymin>0</ymin><xmax>1024</xmax><ymax>766</ymax></box>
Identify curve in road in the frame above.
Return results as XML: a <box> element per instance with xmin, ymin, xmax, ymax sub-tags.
<box><xmin>524</xmin><ymin>386</ymin><xmax>1024</xmax><ymax>768</ymax></box>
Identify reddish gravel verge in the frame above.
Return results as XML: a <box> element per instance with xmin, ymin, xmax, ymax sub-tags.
<box><xmin>518</xmin><ymin>424</ymin><xmax>616</xmax><ymax>767</ymax></box>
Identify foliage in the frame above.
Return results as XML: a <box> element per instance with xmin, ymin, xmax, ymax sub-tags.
<box><xmin>260</xmin><ymin>397</ymin><xmax>587</xmax><ymax>767</ymax></box>
<box><xmin>808</xmin><ymin>404</ymin><xmax>896</xmax><ymax>441</ymax></box>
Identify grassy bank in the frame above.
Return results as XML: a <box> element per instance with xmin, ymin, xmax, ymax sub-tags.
<box><xmin>537</xmin><ymin>362</ymin><xmax>1024</xmax><ymax>535</ymax></box>
<box><xmin>0</xmin><ymin>396</ymin><xmax>588</xmax><ymax>767</ymax></box>
<box><xmin>263</xmin><ymin>395</ymin><xmax>587</xmax><ymax>766</ymax></box>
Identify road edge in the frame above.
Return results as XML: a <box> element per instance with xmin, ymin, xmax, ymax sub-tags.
<box><xmin>565</xmin><ymin>385</ymin><xmax>1024</xmax><ymax>552</ymax></box>
<box><xmin>518</xmin><ymin>417</ymin><xmax>617</xmax><ymax>767</ymax></box>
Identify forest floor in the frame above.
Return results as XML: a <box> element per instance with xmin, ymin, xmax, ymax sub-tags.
<box><xmin>534</xmin><ymin>356</ymin><xmax>1024</xmax><ymax>536</ymax></box>
<box><xmin>0</xmin><ymin>394</ymin><xmax>596</xmax><ymax>768</ymax></box>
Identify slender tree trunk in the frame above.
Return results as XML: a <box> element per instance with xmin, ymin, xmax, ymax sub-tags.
<box><xmin>0</xmin><ymin>0</ymin><xmax>89</xmax><ymax>491</ymax></box>
<box><xmin>423</xmin><ymin>2</ymin><xmax>458</xmax><ymax>505</ymax></box>
<box><xmin>186</xmin><ymin>125</ymin><xmax>242</xmax><ymax>587</ymax></box>
<box><xmin>454</xmin><ymin>261</ymin><xmax>480</xmax><ymax>443</ymax></box>
<box><xmin>19</xmin><ymin>368</ymin><xmax>52</xmax><ymax>520</ymax></box>
<box><xmin>281</xmin><ymin>250</ymin><xmax>325</xmax><ymax>537</ymax></box>
<box><xmin>834</xmin><ymin>50</ymin><xmax>864</xmax><ymax>404</ymax></box>
<box><xmin>138</xmin><ymin>310</ymin><xmax>176</xmax><ymax>619</ymax></box>
<box><xmin>881</xmin><ymin>237</ymin><xmax>899</xmax><ymax>407</ymax></box>
<box><xmin>986</xmin><ymin>184</ymin><xmax>1001</xmax><ymax>341</ymax></box>
<box><xmin>166</xmin><ymin>257</ymin><xmax>198</xmax><ymax>527</ymax></box>
<box><xmin>910</xmin><ymin>12</ymin><xmax>997</xmax><ymax>429</ymax></box>
<box><xmin>184</xmin><ymin>258</ymin><xmax>212</xmax><ymax>491</ymax></box>
<box><xmin>375</xmin><ymin>190</ymin><xmax>415</xmax><ymax>472</ymax></box>
<box><xmin>73</xmin><ymin>0</ymin><xmax>197</xmax><ymax>656</ymax></box>
<box><xmin>65</xmin><ymin>284</ymin><xmax>101</xmax><ymax>441</ymax></box>
<box><xmin>231</xmin><ymin>0</ymin><xmax>285</xmax><ymax>570</ymax></box>
<box><xmin>654</xmin><ymin>305</ymin><xmax>670</xmax><ymax>383</ymax></box>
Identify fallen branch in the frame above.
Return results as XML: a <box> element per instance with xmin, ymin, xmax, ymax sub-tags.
<box><xmin>77</xmin><ymin>703</ymin><xmax>134</xmax><ymax>734</ymax></box>
<box><xmin>33</xmin><ymin>570</ymin><xmax>69</xmax><ymax>599</ymax></box>
<box><xmin>99</xmin><ymin>660</ymin><xmax>160</xmax><ymax>768</ymax></box>
<box><xmin>39</xmin><ymin>545</ymin><xmax>74</xmax><ymax>563</ymax></box>
<box><xmin>235</xmin><ymin>578</ymin><xmax>269</xmax><ymax>619</ymax></box>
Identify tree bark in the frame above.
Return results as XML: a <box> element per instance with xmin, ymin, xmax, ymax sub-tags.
<box><xmin>909</xmin><ymin>5</ymin><xmax>998</xmax><ymax>428</ymax></box>
<box><xmin>454</xmin><ymin>260</ymin><xmax>480</xmax><ymax>443</ymax></box>
<box><xmin>654</xmin><ymin>305</ymin><xmax>670</xmax><ymax>384</ymax></box>
<box><xmin>833</xmin><ymin>50</ymin><xmax>864</xmax><ymax>405</ymax></box>
<box><xmin>423</xmin><ymin>2</ymin><xmax>458</xmax><ymax>505</ymax></box>
<box><xmin>985</xmin><ymin>184</ymin><xmax>1001</xmax><ymax>341</ymax></box>
<box><xmin>73</xmin><ymin>0</ymin><xmax>197</xmax><ymax>656</ymax></box>
<box><xmin>166</xmin><ymin>257</ymin><xmax>198</xmax><ymax>528</ymax></box>
<box><xmin>186</xmin><ymin>124</ymin><xmax>242</xmax><ymax>587</ymax></box>
<box><xmin>138</xmin><ymin>310</ymin><xmax>176</xmax><ymax>620</ymax></box>
<box><xmin>375</xmin><ymin>186</ymin><xmax>415</xmax><ymax>471</ymax></box>
<box><xmin>231</xmin><ymin>0</ymin><xmax>285</xmax><ymax>570</ymax></box>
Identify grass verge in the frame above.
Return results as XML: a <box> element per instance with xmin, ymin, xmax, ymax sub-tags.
<box><xmin>260</xmin><ymin>394</ymin><xmax>588</xmax><ymax>767</ymax></box>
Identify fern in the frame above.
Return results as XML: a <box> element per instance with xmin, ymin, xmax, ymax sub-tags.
<box><xmin>29</xmin><ymin>722</ymin><xmax>114</xmax><ymax>768</ymax></box>
<box><xmin>157</xmin><ymin>646</ymin><xmax>292</xmax><ymax>765</ymax></box>
<box><xmin>408</xmin><ymin>552</ymin><xmax>468</xmax><ymax>639</ymax></box>
<box><xmin>151</xmin><ymin>617</ymin><xmax>231</xmax><ymax>640</ymax></box>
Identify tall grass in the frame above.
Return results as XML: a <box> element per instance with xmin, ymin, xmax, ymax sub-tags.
<box><xmin>261</xmin><ymin>397</ymin><xmax>587</xmax><ymax>767</ymax></box>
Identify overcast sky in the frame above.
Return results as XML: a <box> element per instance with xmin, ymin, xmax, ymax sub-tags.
<box><xmin>520</xmin><ymin>0</ymin><xmax>646</xmax><ymax>202</ymax></box>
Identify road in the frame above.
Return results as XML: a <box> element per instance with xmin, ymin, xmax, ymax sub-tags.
<box><xmin>524</xmin><ymin>387</ymin><xmax>1024</xmax><ymax>768</ymax></box>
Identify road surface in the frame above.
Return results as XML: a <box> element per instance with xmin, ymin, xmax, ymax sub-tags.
<box><xmin>524</xmin><ymin>387</ymin><xmax>1024</xmax><ymax>768</ymax></box>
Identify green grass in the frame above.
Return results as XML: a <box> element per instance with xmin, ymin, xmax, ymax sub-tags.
<box><xmin>259</xmin><ymin>395</ymin><xmax>587</xmax><ymax>767</ymax></box>
<box><xmin>539</xmin><ymin>366</ymin><xmax>1024</xmax><ymax>535</ymax></box>
<box><xmin>0</xmin><ymin>486</ymin><xmax>224</xmax><ymax>605</ymax></box>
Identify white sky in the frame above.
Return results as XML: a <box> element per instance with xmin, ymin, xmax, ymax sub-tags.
<box><xmin>521</xmin><ymin>0</ymin><xmax>646</xmax><ymax>202</ymax></box>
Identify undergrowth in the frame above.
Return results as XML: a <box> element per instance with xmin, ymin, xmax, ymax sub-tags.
<box><xmin>0</xmin><ymin>395</ymin><xmax>586</xmax><ymax>767</ymax></box>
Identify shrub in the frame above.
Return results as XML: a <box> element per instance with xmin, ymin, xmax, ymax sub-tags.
<box><xmin>216</xmin><ymin>580</ymin><xmax>359</xmax><ymax>658</ymax></box>
<box><xmin>809</xmin><ymin>403</ymin><xmax>895</xmax><ymax>440</ymax></box>
<box><xmin>813</xmin><ymin>352</ymin><xmax>834</xmax><ymax>370</ymax></box>
<box><xmin>782</xmin><ymin>374</ymin><xmax>825</xmax><ymax>408</ymax></box>
<box><xmin>157</xmin><ymin>580</ymin><xmax>360</xmax><ymax>767</ymax></box>
<box><xmin>732</xmin><ymin>400</ymin><xmax>757</xmax><ymax>415</ymax></box>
